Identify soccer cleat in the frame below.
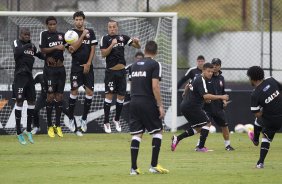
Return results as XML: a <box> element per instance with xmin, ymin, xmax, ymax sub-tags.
<box><xmin>55</xmin><ymin>126</ymin><xmax>64</xmax><ymax>138</ymax></box>
<box><xmin>113</xmin><ymin>118</ymin><xmax>121</xmax><ymax>132</ymax></box>
<box><xmin>104</xmin><ymin>123</ymin><xmax>111</xmax><ymax>133</ymax></box>
<box><xmin>80</xmin><ymin>117</ymin><xmax>87</xmax><ymax>132</ymax></box>
<box><xmin>195</xmin><ymin>147</ymin><xmax>208</xmax><ymax>152</ymax></box>
<box><xmin>17</xmin><ymin>134</ymin><xmax>27</xmax><ymax>145</ymax></box>
<box><xmin>171</xmin><ymin>135</ymin><xmax>179</xmax><ymax>151</ymax></box>
<box><xmin>69</xmin><ymin>119</ymin><xmax>76</xmax><ymax>132</ymax></box>
<box><xmin>24</xmin><ymin>131</ymin><xmax>34</xmax><ymax>144</ymax></box>
<box><xmin>248</xmin><ymin>131</ymin><xmax>259</xmax><ymax>146</ymax></box>
<box><xmin>149</xmin><ymin>164</ymin><xmax>169</xmax><ymax>174</ymax></box>
<box><xmin>31</xmin><ymin>127</ymin><xmax>40</xmax><ymax>135</ymax></box>
<box><xmin>130</xmin><ymin>168</ymin><xmax>143</xmax><ymax>175</ymax></box>
<box><xmin>256</xmin><ymin>163</ymin><xmax>264</xmax><ymax>169</ymax></box>
<box><xmin>48</xmin><ymin>126</ymin><xmax>55</xmax><ymax>138</ymax></box>
<box><xmin>225</xmin><ymin>145</ymin><xmax>235</xmax><ymax>151</ymax></box>
<box><xmin>75</xmin><ymin>129</ymin><xmax>83</xmax><ymax>137</ymax></box>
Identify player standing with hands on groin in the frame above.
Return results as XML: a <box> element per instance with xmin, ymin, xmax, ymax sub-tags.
<box><xmin>100</xmin><ymin>20</ymin><xmax>140</xmax><ymax>133</ymax></box>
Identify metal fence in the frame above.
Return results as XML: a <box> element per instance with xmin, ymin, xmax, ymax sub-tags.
<box><xmin>0</xmin><ymin>0</ymin><xmax>281</xmax><ymax>83</ymax></box>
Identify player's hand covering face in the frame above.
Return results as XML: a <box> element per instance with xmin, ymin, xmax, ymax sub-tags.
<box><xmin>108</xmin><ymin>22</ymin><xmax>118</xmax><ymax>36</ymax></box>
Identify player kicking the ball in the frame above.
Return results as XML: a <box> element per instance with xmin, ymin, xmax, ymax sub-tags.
<box><xmin>247</xmin><ymin>66</ymin><xmax>282</xmax><ymax>169</ymax></box>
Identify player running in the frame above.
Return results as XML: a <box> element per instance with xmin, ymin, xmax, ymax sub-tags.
<box><xmin>171</xmin><ymin>63</ymin><xmax>229</xmax><ymax>152</ymax></box>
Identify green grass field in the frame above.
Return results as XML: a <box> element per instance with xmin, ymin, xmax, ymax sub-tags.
<box><xmin>1</xmin><ymin>132</ymin><xmax>282</xmax><ymax>184</ymax></box>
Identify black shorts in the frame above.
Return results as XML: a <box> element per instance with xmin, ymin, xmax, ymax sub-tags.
<box><xmin>260</xmin><ymin>116</ymin><xmax>282</xmax><ymax>141</ymax></box>
<box><xmin>13</xmin><ymin>73</ymin><xmax>36</xmax><ymax>102</ymax></box>
<box><xmin>70</xmin><ymin>68</ymin><xmax>94</xmax><ymax>91</ymax></box>
<box><xmin>130</xmin><ymin>97</ymin><xmax>163</xmax><ymax>135</ymax></box>
<box><xmin>44</xmin><ymin>66</ymin><xmax>66</xmax><ymax>94</ymax></box>
<box><xmin>104</xmin><ymin>69</ymin><xmax>126</xmax><ymax>96</ymax></box>
<box><xmin>206</xmin><ymin>110</ymin><xmax>228</xmax><ymax>127</ymax></box>
<box><xmin>181</xmin><ymin>105</ymin><xmax>210</xmax><ymax>128</ymax></box>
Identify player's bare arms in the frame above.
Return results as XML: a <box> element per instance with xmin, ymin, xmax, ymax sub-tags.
<box><xmin>110</xmin><ymin>63</ymin><xmax>125</xmax><ymax>70</ymax></box>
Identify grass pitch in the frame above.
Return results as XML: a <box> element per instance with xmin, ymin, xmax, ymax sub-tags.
<box><xmin>1</xmin><ymin>132</ymin><xmax>282</xmax><ymax>184</ymax></box>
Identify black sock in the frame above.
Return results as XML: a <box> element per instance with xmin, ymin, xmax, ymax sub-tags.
<box><xmin>55</xmin><ymin>101</ymin><xmax>63</xmax><ymax>127</ymax></box>
<box><xmin>198</xmin><ymin>127</ymin><xmax>209</xmax><ymax>148</ymax></box>
<box><xmin>33</xmin><ymin>109</ymin><xmax>40</xmax><ymax>128</ymax></box>
<box><xmin>258</xmin><ymin>140</ymin><xmax>270</xmax><ymax>164</ymax></box>
<box><xmin>82</xmin><ymin>97</ymin><xmax>92</xmax><ymax>120</ymax></box>
<box><xmin>151</xmin><ymin>137</ymin><xmax>162</xmax><ymax>167</ymax></box>
<box><xmin>46</xmin><ymin>101</ymin><xmax>54</xmax><ymax>127</ymax></box>
<box><xmin>115</xmin><ymin>101</ymin><xmax>123</xmax><ymax>121</ymax></box>
<box><xmin>68</xmin><ymin>96</ymin><xmax>77</xmax><ymax>120</ymax></box>
<box><xmin>27</xmin><ymin>108</ymin><xmax>34</xmax><ymax>132</ymax></box>
<box><xmin>177</xmin><ymin>127</ymin><xmax>195</xmax><ymax>141</ymax></box>
<box><xmin>15</xmin><ymin>109</ymin><xmax>22</xmax><ymax>135</ymax></box>
<box><xmin>254</xmin><ymin>124</ymin><xmax>262</xmax><ymax>142</ymax></box>
<box><xmin>131</xmin><ymin>138</ymin><xmax>140</xmax><ymax>170</ymax></box>
<box><xmin>104</xmin><ymin>100</ymin><xmax>112</xmax><ymax>124</ymax></box>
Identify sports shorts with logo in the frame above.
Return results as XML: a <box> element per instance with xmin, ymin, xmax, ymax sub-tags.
<box><xmin>104</xmin><ymin>69</ymin><xmax>126</xmax><ymax>96</ymax></box>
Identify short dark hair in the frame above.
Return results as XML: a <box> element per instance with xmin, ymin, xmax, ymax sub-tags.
<box><xmin>145</xmin><ymin>41</ymin><xmax>158</xmax><ymax>55</ymax></box>
<box><xmin>211</xmin><ymin>58</ymin><xmax>221</xmax><ymax>65</ymax></box>
<box><xmin>108</xmin><ymin>20</ymin><xmax>118</xmax><ymax>26</ymax></box>
<box><xmin>135</xmin><ymin>51</ymin><xmax>144</xmax><ymax>58</ymax></box>
<box><xmin>20</xmin><ymin>27</ymin><xmax>30</xmax><ymax>35</ymax></box>
<box><xmin>73</xmin><ymin>11</ymin><xmax>85</xmax><ymax>20</ymax></box>
<box><xmin>203</xmin><ymin>62</ymin><xmax>214</xmax><ymax>70</ymax></box>
<box><xmin>45</xmin><ymin>16</ymin><xmax>57</xmax><ymax>25</ymax></box>
<box><xmin>197</xmin><ymin>55</ymin><xmax>205</xmax><ymax>60</ymax></box>
<box><xmin>247</xmin><ymin>66</ymin><xmax>264</xmax><ymax>81</ymax></box>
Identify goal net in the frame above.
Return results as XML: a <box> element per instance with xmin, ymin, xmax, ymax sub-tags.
<box><xmin>0</xmin><ymin>12</ymin><xmax>177</xmax><ymax>135</ymax></box>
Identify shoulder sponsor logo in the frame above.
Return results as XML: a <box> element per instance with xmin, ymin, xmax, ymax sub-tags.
<box><xmin>263</xmin><ymin>84</ymin><xmax>270</xmax><ymax>92</ymax></box>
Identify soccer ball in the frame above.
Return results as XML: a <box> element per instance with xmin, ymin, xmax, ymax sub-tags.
<box><xmin>234</xmin><ymin>124</ymin><xmax>245</xmax><ymax>133</ymax></box>
<box><xmin>64</xmin><ymin>30</ymin><xmax>78</xmax><ymax>44</ymax></box>
<box><xmin>244</xmin><ymin>124</ymin><xmax>254</xmax><ymax>132</ymax></box>
<box><xmin>209</xmin><ymin>125</ymin><xmax>216</xmax><ymax>133</ymax></box>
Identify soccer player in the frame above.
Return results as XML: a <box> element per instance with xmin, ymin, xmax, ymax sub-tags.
<box><xmin>67</xmin><ymin>11</ymin><xmax>98</xmax><ymax>136</ymax></box>
<box><xmin>39</xmin><ymin>16</ymin><xmax>66</xmax><ymax>138</ymax></box>
<box><xmin>12</xmin><ymin>28</ymin><xmax>45</xmax><ymax>144</ymax></box>
<box><xmin>177</xmin><ymin>55</ymin><xmax>205</xmax><ymax>90</ymax></box>
<box><xmin>100</xmin><ymin>20</ymin><xmax>140</xmax><ymax>133</ymax></box>
<box><xmin>127</xmin><ymin>51</ymin><xmax>144</xmax><ymax>80</ymax></box>
<box><xmin>31</xmin><ymin>72</ymin><xmax>74</xmax><ymax>135</ymax></box>
<box><xmin>129</xmin><ymin>40</ymin><xmax>169</xmax><ymax>175</ymax></box>
<box><xmin>247</xmin><ymin>66</ymin><xmax>282</xmax><ymax>169</ymax></box>
<box><xmin>171</xmin><ymin>63</ymin><xmax>229</xmax><ymax>152</ymax></box>
<box><xmin>134</xmin><ymin>51</ymin><xmax>144</xmax><ymax>61</ymax></box>
<box><xmin>201</xmin><ymin>58</ymin><xmax>235</xmax><ymax>151</ymax></box>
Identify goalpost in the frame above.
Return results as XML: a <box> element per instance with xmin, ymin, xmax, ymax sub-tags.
<box><xmin>0</xmin><ymin>11</ymin><xmax>178</xmax><ymax>134</ymax></box>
